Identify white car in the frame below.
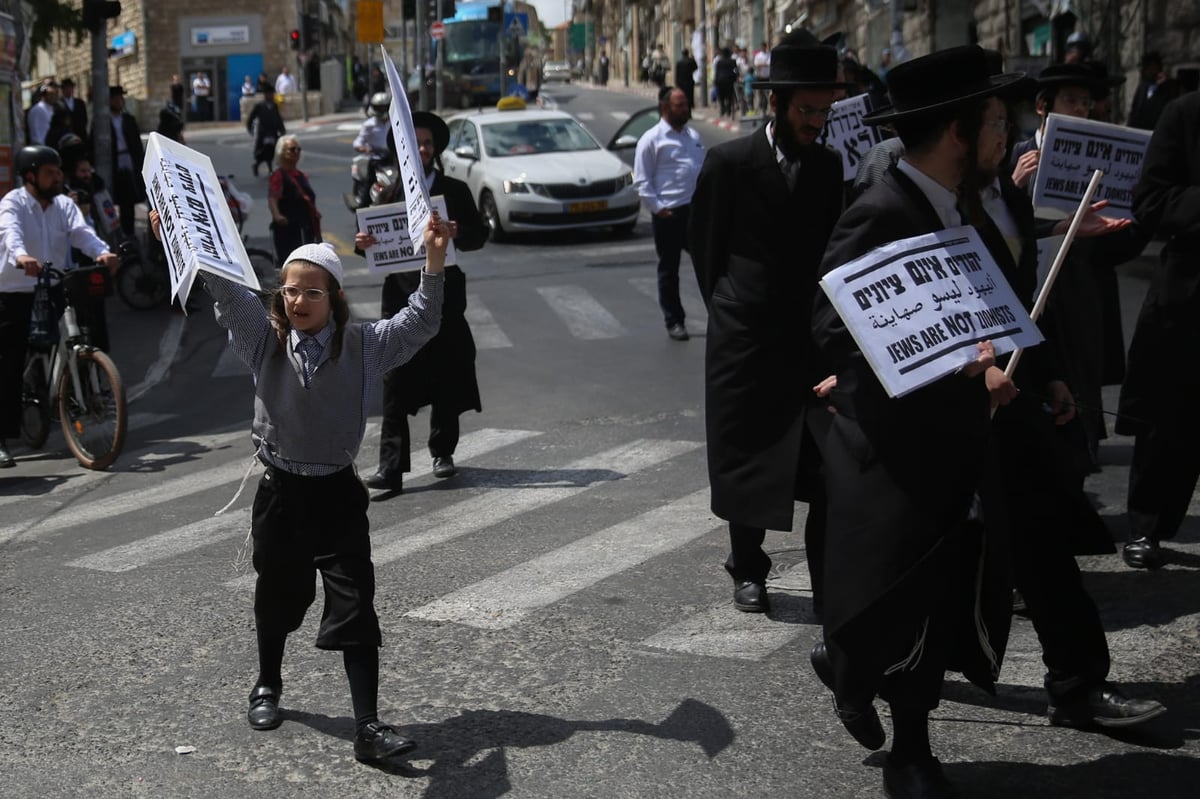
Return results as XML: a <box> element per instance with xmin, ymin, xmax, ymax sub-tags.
<box><xmin>441</xmin><ymin>108</ymin><xmax>640</xmax><ymax>241</ymax></box>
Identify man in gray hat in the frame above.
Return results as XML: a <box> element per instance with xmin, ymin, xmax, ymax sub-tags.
<box><xmin>689</xmin><ymin>30</ymin><xmax>852</xmax><ymax>617</ymax></box>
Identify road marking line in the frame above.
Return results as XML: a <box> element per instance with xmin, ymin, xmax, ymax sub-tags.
<box><xmin>639</xmin><ymin>600</ymin><xmax>814</xmax><ymax>660</ymax></box>
<box><xmin>127</xmin><ymin>315</ymin><xmax>185</xmax><ymax>403</ymax></box>
<box><xmin>405</xmin><ymin>488</ymin><xmax>718</xmax><ymax>629</ymax></box>
<box><xmin>575</xmin><ymin>111</ymin><xmax>595</xmax><ymax>120</ymax></box>
<box><xmin>67</xmin><ymin>509</ymin><xmax>251</xmax><ymax>573</ymax></box>
<box><xmin>464</xmin><ymin>295</ymin><xmax>512</xmax><ymax>349</ymax></box>
<box><xmin>322</xmin><ymin>230</ymin><xmax>355</xmax><ymax>257</ymax></box>
<box><xmin>609</xmin><ymin>111</ymin><xmax>630</xmax><ymax>121</ymax></box>
<box><xmin>629</xmin><ymin>276</ymin><xmax>709</xmax><ymax>332</ymax></box>
<box><xmin>537</xmin><ymin>285</ymin><xmax>628</xmax><ymax>339</ymax></box>
<box><xmin>212</xmin><ymin>346</ymin><xmax>249</xmax><ymax>377</ymax></box>
<box><xmin>224</xmin><ymin>427</ymin><xmax>544</xmax><ymax>588</ymax></box>
<box><xmin>349</xmin><ymin>300</ymin><xmax>379</xmax><ymax>321</ymax></box>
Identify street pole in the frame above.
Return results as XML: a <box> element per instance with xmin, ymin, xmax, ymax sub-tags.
<box><xmin>622</xmin><ymin>0</ymin><xmax>629</xmax><ymax>87</ymax></box>
<box><xmin>90</xmin><ymin>26</ymin><xmax>113</xmax><ymax>195</ymax></box>
<box><xmin>417</xmin><ymin>0</ymin><xmax>428</xmax><ymax>110</ymax></box>
<box><xmin>698</xmin><ymin>0</ymin><xmax>706</xmax><ymax>106</ymax></box>
<box><xmin>584</xmin><ymin>2</ymin><xmax>592</xmax><ymax>82</ymax></box>
<box><xmin>296</xmin><ymin>0</ymin><xmax>309</xmax><ymax>121</ymax></box>
<box><xmin>436</xmin><ymin>0</ymin><xmax>445</xmax><ymax>110</ymax></box>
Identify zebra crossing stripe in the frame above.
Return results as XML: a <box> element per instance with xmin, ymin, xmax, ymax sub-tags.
<box><xmin>639</xmin><ymin>600</ymin><xmax>814</xmax><ymax>661</ymax></box>
<box><xmin>223</xmin><ymin>427</ymin><xmax>543</xmax><ymax>588</ymax></box>
<box><xmin>349</xmin><ymin>300</ymin><xmax>379</xmax><ymax>321</ymax></box>
<box><xmin>464</xmin><ymin>295</ymin><xmax>513</xmax><ymax>349</ymax></box>
<box><xmin>370</xmin><ymin>438</ymin><xmax>701</xmax><ymax>568</ymax></box>
<box><xmin>537</xmin><ymin>285</ymin><xmax>629</xmax><ymax>339</ymax></box>
<box><xmin>404</xmin><ymin>488</ymin><xmax>718</xmax><ymax>629</ymax></box>
<box><xmin>628</xmin><ymin>276</ymin><xmax>708</xmax><ymax>331</ymax></box>
<box><xmin>66</xmin><ymin>509</ymin><xmax>252</xmax><ymax>573</ymax></box>
<box><xmin>609</xmin><ymin>111</ymin><xmax>630</xmax><ymax>121</ymax></box>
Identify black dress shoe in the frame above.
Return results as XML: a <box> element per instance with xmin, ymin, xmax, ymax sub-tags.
<box><xmin>883</xmin><ymin>756</ymin><xmax>957</xmax><ymax>799</ymax></box>
<box><xmin>0</xmin><ymin>440</ymin><xmax>14</xmax><ymax>468</ymax></box>
<box><xmin>1123</xmin><ymin>537</ymin><xmax>1164</xmax><ymax>570</ymax></box>
<box><xmin>667</xmin><ymin>323</ymin><xmax>689</xmax><ymax>341</ymax></box>
<box><xmin>432</xmin><ymin>456</ymin><xmax>457</xmax><ymax>478</ymax></box>
<box><xmin>354</xmin><ymin>721</ymin><xmax>417</xmax><ymax>762</ymax></box>
<box><xmin>811</xmin><ymin>641</ymin><xmax>885</xmax><ymax>750</ymax></box>
<box><xmin>365</xmin><ymin>470</ymin><xmax>403</xmax><ymax>492</ymax></box>
<box><xmin>1048</xmin><ymin>684</ymin><xmax>1167</xmax><ymax>729</ymax></box>
<box><xmin>733</xmin><ymin>580</ymin><xmax>769</xmax><ymax>612</ymax></box>
<box><xmin>247</xmin><ymin>684</ymin><xmax>282</xmax><ymax>731</ymax></box>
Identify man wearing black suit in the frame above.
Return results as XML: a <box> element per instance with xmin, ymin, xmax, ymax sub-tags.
<box><xmin>1128</xmin><ymin>52</ymin><xmax>1180</xmax><ymax>131</ymax></box>
<box><xmin>60</xmin><ymin>78</ymin><xmax>88</xmax><ymax>141</ymax></box>
<box><xmin>1118</xmin><ymin>90</ymin><xmax>1200</xmax><ymax>569</ymax></box>
<box><xmin>810</xmin><ymin>46</ymin><xmax>1022</xmax><ymax>799</ymax></box>
<box><xmin>688</xmin><ymin>32</ymin><xmax>851</xmax><ymax>615</ymax></box>
<box><xmin>106</xmin><ymin>86</ymin><xmax>145</xmax><ymax>236</ymax></box>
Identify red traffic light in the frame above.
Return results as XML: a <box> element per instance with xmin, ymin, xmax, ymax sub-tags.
<box><xmin>289</xmin><ymin>29</ymin><xmax>301</xmax><ymax>50</ymax></box>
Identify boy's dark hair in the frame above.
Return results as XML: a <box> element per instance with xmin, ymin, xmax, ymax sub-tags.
<box><xmin>269</xmin><ymin>264</ymin><xmax>350</xmax><ymax>361</ymax></box>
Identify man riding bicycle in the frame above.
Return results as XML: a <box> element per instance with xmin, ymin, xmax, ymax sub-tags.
<box><xmin>0</xmin><ymin>145</ymin><xmax>118</xmax><ymax>468</ymax></box>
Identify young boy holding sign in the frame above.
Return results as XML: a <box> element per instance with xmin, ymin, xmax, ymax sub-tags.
<box><xmin>151</xmin><ymin>209</ymin><xmax>451</xmax><ymax>764</ymax></box>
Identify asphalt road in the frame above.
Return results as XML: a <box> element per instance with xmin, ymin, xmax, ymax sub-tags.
<box><xmin>0</xmin><ymin>84</ymin><xmax>1196</xmax><ymax>798</ymax></box>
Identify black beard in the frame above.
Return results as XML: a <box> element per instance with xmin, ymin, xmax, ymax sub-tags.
<box><xmin>774</xmin><ymin>112</ymin><xmax>815</xmax><ymax>162</ymax></box>
<box><xmin>32</xmin><ymin>182</ymin><xmax>62</xmax><ymax>201</ymax></box>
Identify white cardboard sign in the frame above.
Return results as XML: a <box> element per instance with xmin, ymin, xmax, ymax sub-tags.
<box><xmin>379</xmin><ymin>44</ymin><xmax>433</xmax><ymax>249</ymax></box>
<box><xmin>141</xmin><ymin>133</ymin><xmax>259</xmax><ymax>305</ymax></box>
<box><xmin>820</xmin><ymin>226</ymin><xmax>1044</xmax><ymax>398</ymax></box>
<box><xmin>815</xmin><ymin>93</ymin><xmax>886</xmax><ymax>181</ymax></box>
<box><xmin>1031</xmin><ymin>113</ymin><xmax>1151</xmax><ymax>220</ymax></box>
<box><xmin>356</xmin><ymin>195</ymin><xmax>457</xmax><ymax>274</ymax></box>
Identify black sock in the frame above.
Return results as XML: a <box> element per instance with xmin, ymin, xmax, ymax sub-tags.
<box><xmin>344</xmin><ymin>646</ymin><xmax>380</xmax><ymax>732</ymax></box>
<box><xmin>256</xmin><ymin>630</ymin><xmax>286</xmax><ymax>692</ymax></box>
<box><xmin>888</xmin><ymin>705</ymin><xmax>932</xmax><ymax>766</ymax></box>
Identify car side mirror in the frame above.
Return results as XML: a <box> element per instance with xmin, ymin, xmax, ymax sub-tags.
<box><xmin>453</xmin><ymin>145</ymin><xmax>477</xmax><ymax>160</ymax></box>
<box><xmin>612</xmin><ymin>134</ymin><xmax>639</xmax><ymax>149</ymax></box>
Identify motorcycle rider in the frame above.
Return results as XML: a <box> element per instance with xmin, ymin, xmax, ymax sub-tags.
<box><xmin>350</xmin><ymin>93</ymin><xmax>392</xmax><ymax>208</ymax></box>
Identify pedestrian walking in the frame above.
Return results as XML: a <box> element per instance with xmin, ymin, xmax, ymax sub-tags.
<box><xmin>150</xmin><ymin>207</ymin><xmax>451</xmax><ymax>764</ymax></box>
<box><xmin>247</xmin><ymin>89</ymin><xmax>287</xmax><ymax>177</ymax></box>
<box><xmin>106</xmin><ymin>86</ymin><xmax>145</xmax><ymax>236</ymax></box>
<box><xmin>356</xmin><ymin>112</ymin><xmax>487</xmax><ymax>493</ymax></box>
<box><xmin>191</xmin><ymin>72</ymin><xmax>212</xmax><ymax>121</ymax></box>
<box><xmin>713</xmin><ymin>48</ymin><xmax>737</xmax><ymax>118</ymax></box>
<box><xmin>276</xmin><ymin>66</ymin><xmax>299</xmax><ymax>96</ymax></box>
<box><xmin>268</xmin><ymin>135</ymin><xmax>320</xmax><ymax>267</ymax></box>
<box><xmin>26</xmin><ymin>80</ymin><xmax>59</xmax><ymax>149</ymax></box>
<box><xmin>688</xmin><ymin>31</ymin><xmax>850</xmax><ymax>615</ymax></box>
<box><xmin>60</xmin><ymin>78</ymin><xmax>88</xmax><ymax>140</ymax></box>
<box><xmin>0</xmin><ymin>146</ymin><xmax>117</xmax><ymax>468</ymax></box>
<box><xmin>675</xmin><ymin>49</ymin><xmax>698</xmax><ymax>109</ymax></box>
<box><xmin>634</xmin><ymin>87</ymin><xmax>704</xmax><ymax>342</ymax></box>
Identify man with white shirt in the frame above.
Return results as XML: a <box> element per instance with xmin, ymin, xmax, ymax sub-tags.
<box><xmin>0</xmin><ymin>146</ymin><xmax>118</xmax><ymax>468</ymax></box>
<box><xmin>633</xmin><ymin>86</ymin><xmax>705</xmax><ymax>342</ymax></box>
<box><xmin>27</xmin><ymin>80</ymin><xmax>60</xmax><ymax>148</ymax></box>
<box><xmin>191</xmin><ymin>72</ymin><xmax>212</xmax><ymax>121</ymax></box>
<box><xmin>276</xmin><ymin>66</ymin><xmax>299</xmax><ymax>95</ymax></box>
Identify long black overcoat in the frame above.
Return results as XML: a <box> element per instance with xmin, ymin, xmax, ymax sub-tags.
<box><xmin>688</xmin><ymin>127</ymin><xmax>844</xmax><ymax>532</ymax></box>
<box><xmin>380</xmin><ymin>171</ymin><xmax>488</xmax><ymax>414</ymax></box>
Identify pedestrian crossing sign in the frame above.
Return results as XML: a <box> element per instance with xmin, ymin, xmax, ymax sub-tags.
<box><xmin>504</xmin><ymin>12</ymin><xmax>528</xmax><ymax>37</ymax></box>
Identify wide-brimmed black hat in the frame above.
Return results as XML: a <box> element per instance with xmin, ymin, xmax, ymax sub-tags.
<box><xmin>755</xmin><ymin>30</ymin><xmax>856</xmax><ymax>91</ymax></box>
<box><xmin>1034</xmin><ymin>63</ymin><xmax>1109</xmax><ymax>97</ymax></box>
<box><xmin>411</xmin><ymin>110</ymin><xmax>449</xmax><ymax>155</ymax></box>
<box><xmin>861</xmin><ymin>46</ymin><xmax>1027</xmax><ymax>125</ymax></box>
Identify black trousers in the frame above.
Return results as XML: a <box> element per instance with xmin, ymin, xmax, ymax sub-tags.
<box><xmin>377</xmin><ymin>386</ymin><xmax>460</xmax><ymax>475</ymax></box>
<box><xmin>113</xmin><ymin>169</ymin><xmax>138</xmax><ymax>236</ymax></box>
<box><xmin>251</xmin><ymin>465</ymin><xmax>381</xmax><ymax>650</ymax></box>
<box><xmin>651</xmin><ymin>205</ymin><xmax>689</xmax><ymax>328</ymax></box>
<box><xmin>0</xmin><ymin>292</ymin><xmax>34</xmax><ymax>440</ymax></box>
<box><xmin>1127</xmin><ymin>382</ymin><xmax>1200</xmax><ymax>542</ymax></box>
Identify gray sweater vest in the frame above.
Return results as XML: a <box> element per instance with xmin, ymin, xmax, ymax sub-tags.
<box><xmin>252</xmin><ymin>325</ymin><xmax>365</xmax><ymax>467</ymax></box>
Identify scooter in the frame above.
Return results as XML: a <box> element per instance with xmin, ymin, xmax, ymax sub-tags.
<box><xmin>343</xmin><ymin>149</ymin><xmax>389</xmax><ymax>211</ymax></box>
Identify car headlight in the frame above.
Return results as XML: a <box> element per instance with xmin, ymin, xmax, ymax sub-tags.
<box><xmin>618</xmin><ymin>171</ymin><xmax>633</xmax><ymax>189</ymax></box>
<box><xmin>503</xmin><ymin>179</ymin><xmax>530</xmax><ymax>194</ymax></box>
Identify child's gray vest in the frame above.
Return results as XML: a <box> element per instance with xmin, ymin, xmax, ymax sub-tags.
<box><xmin>252</xmin><ymin>325</ymin><xmax>365</xmax><ymax>467</ymax></box>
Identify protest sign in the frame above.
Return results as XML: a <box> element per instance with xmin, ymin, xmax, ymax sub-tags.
<box><xmin>820</xmin><ymin>226</ymin><xmax>1043</xmax><ymax>398</ymax></box>
<box><xmin>355</xmin><ymin>195</ymin><xmax>457</xmax><ymax>274</ymax></box>
<box><xmin>141</xmin><ymin>133</ymin><xmax>259</xmax><ymax>305</ymax></box>
<box><xmin>1032</xmin><ymin>113</ymin><xmax>1151</xmax><ymax>220</ymax></box>
<box><xmin>379</xmin><ymin>44</ymin><xmax>433</xmax><ymax>248</ymax></box>
<box><xmin>815</xmin><ymin>93</ymin><xmax>886</xmax><ymax>181</ymax></box>
<box><xmin>92</xmin><ymin>189</ymin><xmax>121</xmax><ymax>234</ymax></box>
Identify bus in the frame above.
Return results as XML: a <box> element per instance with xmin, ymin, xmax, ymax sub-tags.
<box><xmin>441</xmin><ymin>0</ymin><xmax>541</xmax><ymax>106</ymax></box>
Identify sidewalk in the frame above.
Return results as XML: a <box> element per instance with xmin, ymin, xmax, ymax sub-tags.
<box><xmin>566</xmin><ymin>77</ymin><xmax>768</xmax><ymax>133</ymax></box>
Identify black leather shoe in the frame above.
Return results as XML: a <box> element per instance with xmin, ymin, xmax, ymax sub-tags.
<box><xmin>811</xmin><ymin>642</ymin><xmax>884</xmax><ymax>750</ymax></box>
<box><xmin>883</xmin><ymin>756</ymin><xmax>957</xmax><ymax>799</ymax></box>
<box><xmin>1049</xmin><ymin>684</ymin><xmax>1167</xmax><ymax>729</ymax></box>
<box><xmin>0</xmin><ymin>440</ymin><xmax>14</xmax><ymax>468</ymax></box>
<box><xmin>354</xmin><ymin>721</ymin><xmax>417</xmax><ymax>762</ymax></box>
<box><xmin>733</xmin><ymin>580</ymin><xmax>769</xmax><ymax>612</ymax></box>
<box><xmin>247</xmin><ymin>684</ymin><xmax>282</xmax><ymax>731</ymax></box>
<box><xmin>667</xmin><ymin>323</ymin><xmax>689</xmax><ymax>341</ymax></box>
<box><xmin>1123</xmin><ymin>537</ymin><xmax>1164</xmax><ymax>570</ymax></box>
<box><xmin>432</xmin><ymin>456</ymin><xmax>457</xmax><ymax>478</ymax></box>
<box><xmin>365</xmin><ymin>470</ymin><xmax>403</xmax><ymax>492</ymax></box>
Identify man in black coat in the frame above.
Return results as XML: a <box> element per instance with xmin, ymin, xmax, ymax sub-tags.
<box><xmin>674</xmin><ymin>49</ymin><xmax>698</xmax><ymax>109</ymax></box>
<box><xmin>689</xmin><ymin>32</ymin><xmax>851</xmax><ymax>615</ymax></box>
<box><xmin>810</xmin><ymin>46</ymin><xmax>1024</xmax><ymax>799</ymax></box>
<box><xmin>1118</xmin><ymin>90</ymin><xmax>1200</xmax><ymax>569</ymax></box>
<box><xmin>60</xmin><ymin>78</ymin><xmax>88</xmax><ymax>141</ymax></box>
<box><xmin>106</xmin><ymin>86</ymin><xmax>145</xmax><ymax>236</ymax></box>
<box><xmin>1128</xmin><ymin>52</ymin><xmax>1180</xmax><ymax>131</ymax></box>
<box><xmin>246</xmin><ymin>90</ymin><xmax>286</xmax><ymax>177</ymax></box>
<box><xmin>360</xmin><ymin>112</ymin><xmax>487</xmax><ymax>493</ymax></box>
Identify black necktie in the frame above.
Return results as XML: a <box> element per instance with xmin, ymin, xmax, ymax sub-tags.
<box><xmin>784</xmin><ymin>159</ymin><xmax>802</xmax><ymax>192</ymax></box>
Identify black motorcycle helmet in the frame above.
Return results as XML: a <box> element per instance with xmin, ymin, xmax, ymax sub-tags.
<box><xmin>16</xmin><ymin>145</ymin><xmax>61</xmax><ymax>184</ymax></box>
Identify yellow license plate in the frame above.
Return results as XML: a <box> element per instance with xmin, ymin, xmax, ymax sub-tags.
<box><xmin>566</xmin><ymin>200</ymin><xmax>607</xmax><ymax>213</ymax></box>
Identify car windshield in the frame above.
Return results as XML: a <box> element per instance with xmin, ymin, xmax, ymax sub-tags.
<box><xmin>482</xmin><ymin>118</ymin><xmax>601</xmax><ymax>157</ymax></box>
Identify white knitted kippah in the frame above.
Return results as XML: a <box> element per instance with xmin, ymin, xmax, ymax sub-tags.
<box><xmin>283</xmin><ymin>242</ymin><xmax>343</xmax><ymax>287</ymax></box>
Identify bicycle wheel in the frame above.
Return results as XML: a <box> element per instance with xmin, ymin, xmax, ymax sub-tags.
<box><xmin>248</xmin><ymin>248</ymin><xmax>278</xmax><ymax>292</ymax></box>
<box><xmin>58</xmin><ymin>349</ymin><xmax>127</xmax><ymax>470</ymax></box>
<box><xmin>115</xmin><ymin>251</ymin><xmax>171</xmax><ymax>311</ymax></box>
<box><xmin>20</xmin><ymin>357</ymin><xmax>50</xmax><ymax>449</ymax></box>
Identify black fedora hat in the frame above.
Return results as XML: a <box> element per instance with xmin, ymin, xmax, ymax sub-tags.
<box><xmin>756</xmin><ymin>31</ymin><xmax>855</xmax><ymax>91</ymax></box>
<box><xmin>411</xmin><ymin>110</ymin><xmax>450</xmax><ymax>155</ymax></box>
<box><xmin>862</xmin><ymin>46</ymin><xmax>1027</xmax><ymax>125</ymax></box>
<box><xmin>1035</xmin><ymin>63</ymin><xmax>1109</xmax><ymax>97</ymax></box>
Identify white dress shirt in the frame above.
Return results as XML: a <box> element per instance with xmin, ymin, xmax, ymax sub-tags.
<box><xmin>275</xmin><ymin>72</ymin><xmax>299</xmax><ymax>95</ymax></box>
<box><xmin>28</xmin><ymin>100</ymin><xmax>56</xmax><ymax>146</ymax></box>
<box><xmin>897</xmin><ymin>159</ymin><xmax>962</xmax><ymax>229</ymax></box>
<box><xmin>0</xmin><ymin>187</ymin><xmax>110</xmax><ymax>293</ymax></box>
<box><xmin>632</xmin><ymin>117</ymin><xmax>705</xmax><ymax>214</ymax></box>
<box><xmin>353</xmin><ymin>116</ymin><xmax>390</xmax><ymax>152</ymax></box>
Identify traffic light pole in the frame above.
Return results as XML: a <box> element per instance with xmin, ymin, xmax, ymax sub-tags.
<box><xmin>90</xmin><ymin>28</ymin><xmax>113</xmax><ymax>195</ymax></box>
<box><xmin>417</xmin><ymin>0</ymin><xmax>428</xmax><ymax>111</ymax></box>
<box><xmin>435</xmin><ymin>0</ymin><xmax>445</xmax><ymax>111</ymax></box>
<box><xmin>296</xmin><ymin>0</ymin><xmax>309</xmax><ymax>121</ymax></box>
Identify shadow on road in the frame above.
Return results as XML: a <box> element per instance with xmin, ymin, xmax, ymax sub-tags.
<box><xmin>944</xmin><ymin>751</ymin><xmax>1200</xmax><ymax>798</ymax></box>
